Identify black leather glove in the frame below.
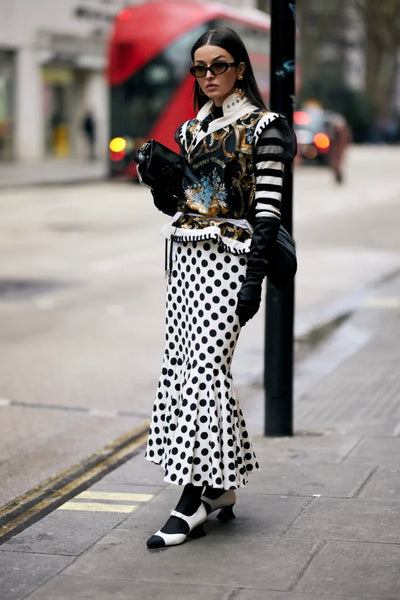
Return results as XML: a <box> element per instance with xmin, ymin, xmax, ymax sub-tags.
<box><xmin>236</xmin><ymin>279</ymin><xmax>262</xmax><ymax>327</ymax></box>
<box><xmin>236</xmin><ymin>217</ymin><xmax>280</xmax><ymax>326</ymax></box>
<box><xmin>150</xmin><ymin>181</ymin><xmax>179</xmax><ymax>216</ymax></box>
<box><xmin>135</xmin><ymin>142</ymin><xmax>182</xmax><ymax>216</ymax></box>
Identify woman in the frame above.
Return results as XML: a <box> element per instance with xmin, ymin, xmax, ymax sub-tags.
<box><xmin>143</xmin><ymin>27</ymin><xmax>296</xmax><ymax>548</ymax></box>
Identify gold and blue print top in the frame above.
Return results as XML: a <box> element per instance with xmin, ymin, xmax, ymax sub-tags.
<box><xmin>161</xmin><ymin>92</ymin><xmax>296</xmax><ymax>255</ymax></box>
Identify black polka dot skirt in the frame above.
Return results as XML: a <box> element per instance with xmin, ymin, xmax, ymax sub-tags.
<box><xmin>145</xmin><ymin>239</ymin><xmax>260</xmax><ymax>489</ymax></box>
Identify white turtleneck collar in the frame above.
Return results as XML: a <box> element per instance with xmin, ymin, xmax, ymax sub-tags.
<box><xmin>196</xmin><ymin>92</ymin><xmax>258</xmax><ymax>131</ymax></box>
<box><xmin>181</xmin><ymin>92</ymin><xmax>260</xmax><ymax>154</ymax></box>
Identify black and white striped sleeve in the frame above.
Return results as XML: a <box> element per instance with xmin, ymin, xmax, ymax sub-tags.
<box><xmin>235</xmin><ymin>114</ymin><xmax>296</xmax><ymax>324</ymax></box>
<box><xmin>242</xmin><ymin>115</ymin><xmax>296</xmax><ymax>278</ymax></box>
<box><xmin>254</xmin><ymin>130</ymin><xmax>284</xmax><ymax>221</ymax></box>
<box><xmin>253</xmin><ymin>117</ymin><xmax>295</xmax><ymax>222</ymax></box>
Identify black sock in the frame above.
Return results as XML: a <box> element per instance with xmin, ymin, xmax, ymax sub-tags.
<box><xmin>175</xmin><ymin>483</ymin><xmax>203</xmax><ymax>514</ymax></box>
<box><xmin>161</xmin><ymin>484</ymin><xmax>203</xmax><ymax>534</ymax></box>
<box><xmin>204</xmin><ymin>486</ymin><xmax>225</xmax><ymax>500</ymax></box>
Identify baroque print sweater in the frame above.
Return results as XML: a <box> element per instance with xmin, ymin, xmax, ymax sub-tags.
<box><xmin>161</xmin><ymin>91</ymin><xmax>296</xmax><ymax>255</ymax></box>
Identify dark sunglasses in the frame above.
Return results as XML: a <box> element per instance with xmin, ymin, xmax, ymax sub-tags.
<box><xmin>189</xmin><ymin>62</ymin><xmax>237</xmax><ymax>78</ymax></box>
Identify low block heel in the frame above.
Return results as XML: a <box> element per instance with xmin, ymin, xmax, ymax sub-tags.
<box><xmin>217</xmin><ymin>504</ymin><xmax>236</xmax><ymax>521</ymax></box>
<box><xmin>188</xmin><ymin>523</ymin><xmax>207</xmax><ymax>539</ymax></box>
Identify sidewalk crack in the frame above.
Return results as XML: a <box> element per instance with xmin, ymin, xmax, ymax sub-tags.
<box><xmin>288</xmin><ymin>539</ymin><xmax>327</xmax><ymax>591</ymax></box>
<box><xmin>226</xmin><ymin>590</ymin><xmax>241</xmax><ymax>600</ymax></box>
<box><xmin>352</xmin><ymin>466</ymin><xmax>378</xmax><ymax>498</ymax></box>
<box><xmin>340</xmin><ymin>435</ymin><xmax>365</xmax><ymax>463</ymax></box>
<box><xmin>281</xmin><ymin>496</ymin><xmax>316</xmax><ymax>535</ymax></box>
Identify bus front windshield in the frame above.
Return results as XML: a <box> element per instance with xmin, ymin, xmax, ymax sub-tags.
<box><xmin>110</xmin><ymin>25</ymin><xmax>208</xmax><ymax>141</ymax></box>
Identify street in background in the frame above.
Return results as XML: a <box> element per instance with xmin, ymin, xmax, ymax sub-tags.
<box><xmin>294</xmin><ymin>101</ymin><xmax>352</xmax><ymax>184</ymax></box>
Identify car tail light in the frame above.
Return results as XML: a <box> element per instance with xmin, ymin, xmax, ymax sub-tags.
<box><xmin>314</xmin><ymin>132</ymin><xmax>330</xmax><ymax>152</ymax></box>
<box><xmin>109</xmin><ymin>137</ymin><xmax>127</xmax><ymax>153</ymax></box>
<box><xmin>294</xmin><ymin>111</ymin><xmax>312</xmax><ymax>125</ymax></box>
<box><xmin>109</xmin><ymin>137</ymin><xmax>127</xmax><ymax>161</ymax></box>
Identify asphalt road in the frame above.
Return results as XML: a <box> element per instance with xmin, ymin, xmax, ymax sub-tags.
<box><xmin>1</xmin><ymin>145</ymin><xmax>400</xmax><ymax>507</ymax></box>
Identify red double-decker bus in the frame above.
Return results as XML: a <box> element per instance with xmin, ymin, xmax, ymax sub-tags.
<box><xmin>106</xmin><ymin>0</ymin><xmax>271</xmax><ymax>177</ymax></box>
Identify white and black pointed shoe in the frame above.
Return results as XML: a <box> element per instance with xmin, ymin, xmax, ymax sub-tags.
<box><xmin>146</xmin><ymin>503</ymin><xmax>208</xmax><ymax>549</ymax></box>
<box><xmin>201</xmin><ymin>490</ymin><xmax>236</xmax><ymax>521</ymax></box>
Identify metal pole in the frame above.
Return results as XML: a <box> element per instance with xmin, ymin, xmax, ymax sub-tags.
<box><xmin>264</xmin><ymin>0</ymin><xmax>296</xmax><ymax>436</ymax></box>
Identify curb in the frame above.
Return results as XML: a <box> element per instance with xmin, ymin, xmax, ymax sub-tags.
<box><xmin>0</xmin><ymin>421</ymin><xmax>149</xmax><ymax>545</ymax></box>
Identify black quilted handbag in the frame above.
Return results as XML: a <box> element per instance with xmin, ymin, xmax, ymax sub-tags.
<box><xmin>134</xmin><ymin>140</ymin><xmax>183</xmax><ymax>199</ymax></box>
<box><xmin>267</xmin><ymin>225</ymin><xmax>297</xmax><ymax>290</ymax></box>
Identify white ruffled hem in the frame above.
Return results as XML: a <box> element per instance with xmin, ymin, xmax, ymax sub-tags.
<box><xmin>160</xmin><ymin>222</ymin><xmax>251</xmax><ymax>255</ymax></box>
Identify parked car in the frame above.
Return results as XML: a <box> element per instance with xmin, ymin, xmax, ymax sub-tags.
<box><xmin>294</xmin><ymin>106</ymin><xmax>351</xmax><ymax>182</ymax></box>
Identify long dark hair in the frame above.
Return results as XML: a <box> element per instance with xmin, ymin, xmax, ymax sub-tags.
<box><xmin>190</xmin><ymin>27</ymin><xmax>266</xmax><ymax>112</ymax></box>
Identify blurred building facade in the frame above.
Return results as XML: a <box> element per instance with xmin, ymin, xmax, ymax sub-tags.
<box><xmin>0</xmin><ymin>0</ymin><xmax>129</xmax><ymax>162</ymax></box>
<box><xmin>0</xmin><ymin>0</ymin><xmax>262</xmax><ymax>164</ymax></box>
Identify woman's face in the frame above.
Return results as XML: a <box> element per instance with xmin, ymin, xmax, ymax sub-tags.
<box><xmin>193</xmin><ymin>44</ymin><xmax>245</xmax><ymax>107</ymax></box>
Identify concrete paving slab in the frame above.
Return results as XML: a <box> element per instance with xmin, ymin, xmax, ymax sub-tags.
<box><xmin>60</xmin><ymin>527</ymin><xmax>319</xmax><ymax>592</ymax></box>
<box><xmin>26</xmin><ymin>575</ymin><xmax>236</xmax><ymax>600</ymax></box>
<box><xmin>1</xmin><ymin>483</ymin><xmax>160</xmax><ymax>559</ymax></box>
<box><xmin>204</xmin><ymin>494</ymin><xmax>307</xmax><ymax>537</ymax></box>
<box><xmin>121</xmin><ymin>488</ymin><xmax>306</xmax><ymax>537</ymax></box>
<box><xmin>235</xmin><ymin>590</ymin><xmax>367</xmax><ymax>600</ymax></box>
<box><xmin>345</xmin><ymin>436</ymin><xmax>400</xmax><ymax>468</ymax></box>
<box><xmin>295</xmin><ymin>540</ymin><xmax>400</xmax><ymax>598</ymax></box>
<box><xmin>2</xmin><ymin>506</ymin><xmax>133</xmax><ymax>557</ymax></box>
<box><xmin>293</xmin><ymin>305</ymin><xmax>400</xmax><ymax>433</ymax></box>
<box><xmin>252</xmin><ymin>431</ymin><xmax>362</xmax><ymax>465</ymax></box>
<box><xmin>26</xmin><ymin>576</ymin><xmax>367</xmax><ymax>600</ymax></box>
<box><xmin>0</xmin><ymin>550</ymin><xmax>74</xmax><ymax>600</ymax></box>
<box><xmin>287</xmin><ymin>497</ymin><xmax>400</xmax><ymax>543</ymax></box>
<box><xmin>88</xmin><ymin>481</ymin><xmax>162</xmax><ymax>496</ymax></box>
<box><xmin>305</xmin><ymin>419</ymin><xmax>399</xmax><ymax>438</ymax></box>
<box><xmin>358</xmin><ymin>467</ymin><xmax>400</xmax><ymax>501</ymax></box>
<box><xmin>298</xmin><ymin>406</ymin><xmax>400</xmax><ymax>438</ymax></box>
<box><xmin>102</xmin><ymin>453</ymin><xmax>163</xmax><ymax>486</ymax></box>
<box><xmin>245</xmin><ymin>461</ymin><xmax>373</xmax><ymax>498</ymax></box>
<box><xmin>111</xmin><ymin>485</ymin><xmax>181</xmax><ymax>529</ymax></box>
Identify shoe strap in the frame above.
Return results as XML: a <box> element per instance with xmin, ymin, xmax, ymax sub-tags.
<box><xmin>170</xmin><ymin>504</ymin><xmax>206</xmax><ymax>529</ymax></box>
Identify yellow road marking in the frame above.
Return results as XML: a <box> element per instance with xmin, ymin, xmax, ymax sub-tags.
<box><xmin>364</xmin><ymin>296</ymin><xmax>400</xmax><ymax>309</ymax></box>
<box><xmin>57</xmin><ymin>490</ymin><xmax>154</xmax><ymax>513</ymax></box>
<box><xmin>77</xmin><ymin>491</ymin><xmax>153</xmax><ymax>502</ymax></box>
<box><xmin>58</xmin><ymin>502</ymin><xmax>137</xmax><ymax>513</ymax></box>
<box><xmin>0</xmin><ymin>421</ymin><xmax>150</xmax><ymax>543</ymax></box>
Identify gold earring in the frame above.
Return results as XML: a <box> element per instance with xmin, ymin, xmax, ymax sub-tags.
<box><xmin>235</xmin><ymin>74</ymin><xmax>244</xmax><ymax>98</ymax></box>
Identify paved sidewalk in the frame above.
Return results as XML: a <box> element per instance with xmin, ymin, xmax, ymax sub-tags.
<box><xmin>1</xmin><ymin>272</ymin><xmax>399</xmax><ymax>599</ymax></box>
